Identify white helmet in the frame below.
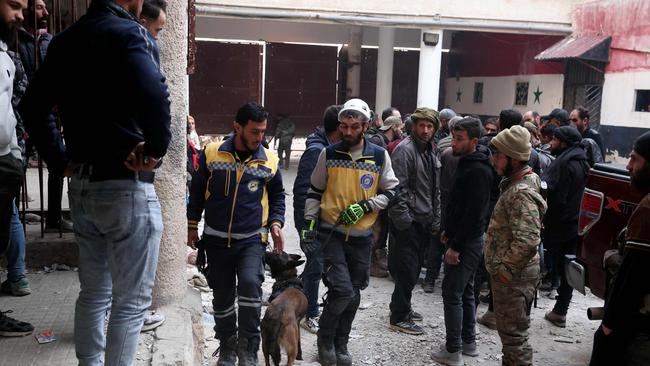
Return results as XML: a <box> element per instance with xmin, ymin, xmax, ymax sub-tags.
<box><xmin>339</xmin><ymin>98</ymin><xmax>371</xmax><ymax>121</ymax></box>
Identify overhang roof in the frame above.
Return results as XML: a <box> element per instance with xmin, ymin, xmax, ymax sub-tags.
<box><xmin>535</xmin><ymin>35</ymin><xmax>611</xmax><ymax>63</ymax></box>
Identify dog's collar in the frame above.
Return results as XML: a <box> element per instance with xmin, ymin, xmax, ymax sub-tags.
<box><xmin>268</xmin><ymin>278</ymin><xmax>304</xmax><ymax>303</ymax></box>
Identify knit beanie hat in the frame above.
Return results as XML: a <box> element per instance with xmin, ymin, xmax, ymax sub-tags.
<box><xmin>490</xmin><ymin>125</ymin><xmax>531</xmax><ymax>161</ymax></box>
<box><xmin>553</xmin><ymin>126</ymin><xmax>582</xmax><ymax>146</ymax></box>
<box><xmin>410</xmin><ymin>108</ymin><xmax>440</xmax><ymax>130</ymax></box>
<box><xmin>633</xmin><ymin>131</ymin><xmax>650</xmax><ymax>162</ymax></box>
<box><xmin>439</xmin><ymin>108</ymin><xmax>456</xmax><ymax>121</ymax></box>
<box><xmin>523</xmin><ymin>122</ymin><xmax>538</xmax><ymax>137</ymax></box>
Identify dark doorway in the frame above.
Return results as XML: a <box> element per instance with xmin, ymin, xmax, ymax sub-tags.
<box><xmin>189</xmin><ymin>41</ymin><xmax>263</xmax><ymax>134</ymax></box>
<box><xmin>264</xmin><ymin>42</ymin><xmax>339</xmax><ymax>137</ymax></box>
<box><xmin>340</xmin><ymin>48</ymin><xmax>419</xmax><ymax>115</ymax></box>
<box><xmin>563</xmin><ymin>60</ymin><xmax>605</xmax><ymax>128</ymax></box>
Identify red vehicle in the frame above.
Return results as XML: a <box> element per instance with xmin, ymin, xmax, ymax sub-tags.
<box><xmin>567</xmin><ymin>163</ymin><xmax>646</xmax><ymax>300</ymax></box>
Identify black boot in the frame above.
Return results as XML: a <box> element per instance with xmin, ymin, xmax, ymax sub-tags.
<box><xmin>317</xmin><ymin>332</ymin><xmax>337</xmax><ymax>366</ymax></box>
<box><xmin>214</xmin><ymin>335</ymin><xmax>237</xmax><ymax>366</ymax></box>
<box><xmin>335</xmin><ymin>291</ymin><xmax>360</xmax><ymax>366</ymax></box>
<box><xmin>237</xmin><ymin>336</ymin><xmax>259</xmax><ymax>366</ymax></box>
<box><xmin>422</xmin><ymin>271</ymin><xmax>436</xmax><ymax>293</ymax></box>
<box><xmin>318</xmin><ymin>295</ymin><xmax>351</xmax><ymax>366</ymax></box>
<box><xmin>334</xmin><ymin>338</ymin><xmax>352</xmax><ymax>366</ymax></box>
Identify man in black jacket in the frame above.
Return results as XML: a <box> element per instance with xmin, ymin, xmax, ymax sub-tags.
<box><xmin>570</xmin><ymin>106</ymin><xmax>605</xmax><ymax>158</ymax></box>
<box><xmin>590</xmin><ymin>131</ymin><xmax>650</xmax><ymax>366</ymax></box>
<box><xmin>19</xmin><ymin>0</ymin><xmax>171</xmax><ymax>363</ymax></box>
<box><xmin>542</xmin><ymin>126</ymin><xmax>590</xmax><ymax>328</ymax></box>
<box><xmin>432</xmin><ymin>117</ymin><xmax>493</xmax><ymax>366</ymax></box>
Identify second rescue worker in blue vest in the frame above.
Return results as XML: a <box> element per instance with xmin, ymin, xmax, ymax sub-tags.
<box><xmin>302</xmin><ymin>98</ymin><xmax>399</xmax><ymax>366</ymax></box>
<box><xmin>187</xmin><ymin>102</ymin><xmax>285</xmax><ymax>366</ymax></box>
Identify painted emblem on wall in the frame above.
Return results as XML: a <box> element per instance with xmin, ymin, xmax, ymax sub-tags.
<box><xmin>533</xmin><ymin>86</ymin><xmax>543</xmax><ymax>104</ymax></box>
<box><xmin>515</xmin><ymin>82</ymin><xmax>529</xmax><ymax>106</ymax></box>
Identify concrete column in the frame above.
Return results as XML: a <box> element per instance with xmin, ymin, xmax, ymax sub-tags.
<box><xmin>375</xmin><ymin>27</ymin><xmax>395</xmax><ymax>112</ymax></box>
<box><xmin>416</xmin><ymin>29</ymin><xmax>443</xmax><ymax>109</ymax></box>
<box><xmin>152</xmin><ymin>0</ymin><xmax>189</xmax><ymax>307</ymax></box>
<box><xmin>346</xmin><ymin>26</ymin><xmax>362</xmax><ymax>100</ymax></box>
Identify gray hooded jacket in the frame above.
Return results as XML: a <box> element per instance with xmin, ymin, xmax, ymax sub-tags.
<box><xmin>388</xmin><ymin>134</ymin><xmax>441</xmax><ymax>231</ymax></box>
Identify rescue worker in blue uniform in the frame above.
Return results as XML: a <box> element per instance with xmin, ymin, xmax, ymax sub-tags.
<box><xmin>187</xmin><ymin>102</ymin><xmax>285</xmax><ymax>366</ymax></box>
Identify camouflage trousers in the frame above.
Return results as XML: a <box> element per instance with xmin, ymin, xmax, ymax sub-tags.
<box><xmin>491</xmin><ymin>263</ymin><xmax>539</xmax><ymax>366</ymax></box>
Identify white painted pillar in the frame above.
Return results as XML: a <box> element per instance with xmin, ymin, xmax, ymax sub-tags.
<box><xmin>152</xmin><ymin>0</ymin><xmax>189</xmax><ymax>307</ymax></box>
<box><xmin>346</xmin><ymin>26</ymin><xmax>362</xmax><ymax>99</ymax></box>
<box><xmin>375</xmin><ymin>27</ymin><xmax>395</xmax><ymax>112</ymax></box>
<box><xmin>416</xmin><ymin>29</ymin><xmax>443</xmax><ymax>109</ymax></box>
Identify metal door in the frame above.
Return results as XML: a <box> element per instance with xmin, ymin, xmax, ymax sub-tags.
<box><xmin>264</xmin><ymin>42</ymin><xmax>339</xmax><ymax>137</ymax></box>
<box><xmin>189</xmin><ymin>41</ymin><xmax>263</xmax><ymax>134</ymax></box>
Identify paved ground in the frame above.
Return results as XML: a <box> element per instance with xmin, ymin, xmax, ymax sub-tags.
<box><xmin>0</xmin><ymin>270</ymin><xmax>157</xmax><ymax>366</ymax></box>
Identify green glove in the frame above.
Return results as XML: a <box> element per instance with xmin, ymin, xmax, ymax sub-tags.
<box><xmin>339</xmin><ymin>200</ymin><xmax>372</xmax><ymax>225</ymax></box>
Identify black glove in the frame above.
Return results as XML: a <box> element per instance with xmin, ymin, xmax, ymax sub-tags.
<box><xmin>300</xmin><ymin>219</ymin><xmax>319</xmax><ymax>254</ymax></box>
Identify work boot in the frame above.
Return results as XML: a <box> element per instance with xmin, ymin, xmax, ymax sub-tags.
<box><xmin>375</xmin><ymin>248</ymin><xmax>388</xmax><ymax>270</ymax></box>
<box><xmin>369</xmin><ymin>249</ymin><xmax>389</xmax><ymax>278</ymax></box>
<box><xmin>237</xmin><ymin>337</ymin><xmax>259</xmax><ymax>366</ymax></box>
<box><xmin>477</xmin><ymin>310</ymin><xmax>497</xmax><ymax>330</ymax></box>
<box><xmin>422</xmin><ymin>272</ymin><xmax>435</xmax><ymax>293</ymax></box>
<box><xmin>317</xmin><ymin>333</ymin><xmax>337</xmax><ymax>366</ymax></box>
<box><xmin>334</xmin><ymin>337</ymin><xmax>352</xmax><ymax>366</ymax></box>
<box><xmin>544</xmin><ymin>311</ymin><xmax>566</xmax><ymax>328</ymax></box>
<box><xmin>431</xmin><ymin>344</ymin><xmax>463</xmax><ymax>366</ymax></box>
<box><xmin>213</xmin><ymin>335</ymin><xmax>237</xmax><ymax>366</ymax></box>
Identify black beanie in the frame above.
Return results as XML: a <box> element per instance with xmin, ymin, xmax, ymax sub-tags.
<box><xmin>633</xmin><ymin>131</ymin><xmax>650</xmax><ymax>162</ymax></box>
<box><xmin>553</xmin><ymin>126</ymin><xmax>582</xmax><ymax>146</ymax></box>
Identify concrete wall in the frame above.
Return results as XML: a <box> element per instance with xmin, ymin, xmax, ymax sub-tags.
<box><xmin>601</xmin><ymin>70</ymin><xmax>650</xmax><ymax>128</ymax></box>
<box><xmin>574</xmin><ymin>0</ymin><xmax>650</xmax><ymax>74</ymax></box>
<box><xmin>196</xmin><ymin>17</ymin><xmax>423</xmax><ymax>48</ymax></box>
<box><xmin>444</xmin><ymin>74</ymin><xmax>564</xmax><ymax>116</ymax></box>
<box><xmin>198</xmin><ymin>0</ymin><xmax>581</xmax><ymax>26</ymax></box>
<box><xmin>153</xmin><ymin>0</ymin><xmax>190</xmax><ymax>307</ymax></box>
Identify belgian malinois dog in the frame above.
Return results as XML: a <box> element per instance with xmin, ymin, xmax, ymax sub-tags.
<box><xmin>261</xmin><ymin>251</ymin><xmax>308</xmax><ymax>366</ymax></box>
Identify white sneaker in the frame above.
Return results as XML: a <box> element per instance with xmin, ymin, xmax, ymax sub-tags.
<box><xmin>141</xmin><ymin>311</ymin><xmax>165</xmax><ymax>332</ymax></box>
<box><xmin>301</xmin><ymin>316</ymin><xmax>319</xmax><ymax>334</ymax></box>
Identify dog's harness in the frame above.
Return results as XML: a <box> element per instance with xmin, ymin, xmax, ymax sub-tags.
<box><xmin>268</xmin><ymin>278</ymin><xmax>304</xmax><ymax>304</ymax></box>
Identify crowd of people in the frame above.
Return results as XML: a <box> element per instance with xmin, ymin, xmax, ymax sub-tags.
<box><xmin>183</xmin><ymin>93</ymin><xmax>647</xmax><ymax>366</ymax></box>
<box><xmin>0</xmin><ymin>0</ymin><xmax>648</xmax><ymax>365</ymax></box>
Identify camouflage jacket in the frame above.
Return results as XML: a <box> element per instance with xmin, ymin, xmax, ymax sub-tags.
<box><xmin>485</xmin><ymin>166</ymin><xmax>547</xmax><ymax>281</ymax></box>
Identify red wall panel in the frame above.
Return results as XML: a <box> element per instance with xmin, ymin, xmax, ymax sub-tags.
<box><xmin>190</xmin><ymin>42</ymin><xmax>262</xmax><ymax>134</ymax></box>
<box><xmin>449</xmin><ymin>32</ymin><xmax>564</xmax><ymax>77</ymax></box>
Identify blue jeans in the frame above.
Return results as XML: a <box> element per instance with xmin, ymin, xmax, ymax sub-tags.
<box><xmin>294</xmin><ymin>213</ymin><xmax>323</xmax><ymax>319</ymax></box>
<box><xmin>69</xmin><ymin>177</ymin><xmax>163</xmax><ymax>366</ymax></box>
<box><xmin>6</xmin><ymin>200</ymin><xmax>26</xmax><ymax>282</ymax></box>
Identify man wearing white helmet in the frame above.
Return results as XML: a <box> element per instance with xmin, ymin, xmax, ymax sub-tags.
<box><xmin>302</xmin><ymin>98</ymin><xmax>399</xmax><ymax>366</ymax></box>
